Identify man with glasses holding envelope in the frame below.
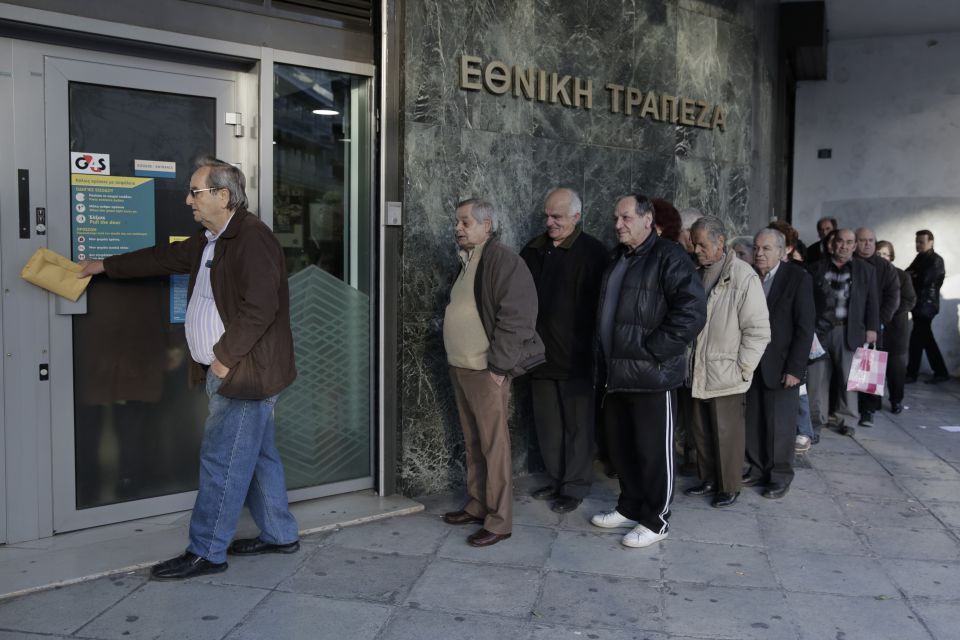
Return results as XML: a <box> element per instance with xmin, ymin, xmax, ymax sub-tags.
<box><xmin>80</xmin><ymin>156</ymin><xmax>300</xmax><ymax>580</ymax></box>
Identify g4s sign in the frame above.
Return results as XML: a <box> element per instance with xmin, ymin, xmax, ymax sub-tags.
<box><xmin>70</xmin><ymin>152</ymin><xmax>110</xmax><ymax>175</ymax></box>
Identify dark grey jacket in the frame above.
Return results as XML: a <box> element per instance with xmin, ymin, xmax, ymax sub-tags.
<box><xmin>596</xmin><ymin>233</ymin><xmax>707</xmax><ymax>393</ymax></box>
<box><xmin>906</xmin><ymin>250</ymin><xmax>946</xmax><ymax>319</ymax></box>
<box><xmin>472</xmin><ymin>238</ymin><xmax>546</xmax><ymax>376</ymax></box>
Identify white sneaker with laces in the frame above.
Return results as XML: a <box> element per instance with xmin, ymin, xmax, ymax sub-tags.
<box><xmin>590</xmin><ymin>509</ymin><xmax>638</xmax><ymax>529</ymax></box>
<box><xmin>795</xmin><ymin>434</ymin><xmax>811</xmax><ymax>452</ymax></box>
<box><xmin>621</xmin><ymin>524</ymin><xmax>668</xmax><ymax>548</ymax></box>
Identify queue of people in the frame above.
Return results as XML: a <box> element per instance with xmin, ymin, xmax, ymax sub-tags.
<box><xmin>440</xmin><ymin>191</ymin><xmax>950</xmax><ymax>550</ymax></box>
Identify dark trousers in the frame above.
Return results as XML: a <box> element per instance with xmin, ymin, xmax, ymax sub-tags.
<box><xmin>691</xmin><ymin>393</ymin><xmax>746</xmax><ymax>493</ymax></box>
<box><xmin>745</xmin><ymin>378</ymin><xmax>799</xmax><ymax>486</ymax></box>
<box><xmin>886</xmin><ymin>314</ymin><xmax>909</xmax><ymax>404</ymax></box>
<box><xmin>531</xmin><ymin>377</ymin><xmax>594</xmax><ymax>499</ymax></box>
<box><xmin>603</xmin><ymin>390</ymin><xmax>675</xmax><ymax>534</ymax></box>
<box><xmin>908</xmin><ymin>317</ymin><xmax>948</xmax><ymax>378</ymax></box>
<box><xmin>808</xmin><ymin>325</ymin><xmax>860</xmax><ymax>429</ymax></box>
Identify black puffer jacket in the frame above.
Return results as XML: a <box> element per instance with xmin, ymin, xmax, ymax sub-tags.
<box><xmin>597</xmin><ymin>232</ymin><xmax>707</xmax><ymax>393</ymax></box>
<box><xmin>906</xmin><ymin>250</ymin><xmax>945</xmax><ymax>319</ymax></box>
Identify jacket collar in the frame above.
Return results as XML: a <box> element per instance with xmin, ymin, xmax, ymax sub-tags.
<box><xmin>528</xmin><ymin>226</ymin><xmax>581</xmax><ymax>250</ymax></box>
<box><xmin>218</xmin><ymin>208</ymin><xmax>249</xmax><ymax>239</ymax></box>
<box><xmin>618</xmin><ymin>228</ymin><xmax>658</xmax><ymax>258</ymax></box>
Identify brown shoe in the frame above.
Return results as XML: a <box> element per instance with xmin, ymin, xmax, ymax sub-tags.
<box><xmin>467</xmin><ymin>528</ymin><xmax>511</xmax><ymax>547</ymax></box>
<box><xmin>442</xmin><ymin>510</ymin><xmax>483</xmax><ymax>525</ymax></box>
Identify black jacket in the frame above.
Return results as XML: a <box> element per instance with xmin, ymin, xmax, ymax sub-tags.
<box><xmin>520</xmin><ymin>228</ymin><xmax>608</xmax><ymax>379</ymax></box>
<box><xmin>596</xmin><ymin>233</ymin><xmax>707</xmax><ymax>393</ymax></box>
<box><xmin>809</xmin><ymin>258</ymin><xmax>879</xmax><ymax>351</ymax></box>
<box><xmin>756</xmin><ymin>262</ymin><xmax>815</xmax><ymax>389</ymax></box>
<box><xmin>858</xmin><ymin>253</ymin><xmax>900</xmax><ymax>326</ymax></box>
<box><xmin>906</xmin><ymin>250</ymin><xmax>945</xmax><ymax>319</ymax></box>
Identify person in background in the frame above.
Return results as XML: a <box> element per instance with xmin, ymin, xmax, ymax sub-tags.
<box><xmin>806</xmin><ymin>216</ymin><xmax>837</xmax><ymax>263</ymax></box>
<box><xmin>521</xmin><ymin>188</ymin><xmax>607</xmax><ymax>514</ymax></box>
<box><xmin>730</xmin><ymin>236</ymin><xmax>754</xmax><ymax>265</ymax></box>
<box><xmin>678</xmin><ymin>208</ymin><xmax>703</xmax><ymax>255</ymax></box>
<box><xmin>653</xmin><ymin>198</ymin><xmax>683</xmax><ymax>242</ymax></box>
<box><xmin>876</xmin><ymin>240</ymin><xmax>916</xmax><ymax>414</ymax></box>
<box><xmin>906</xmin><ymin>230</ymin><xmax>950</xmax><ymax>384</ymax></box>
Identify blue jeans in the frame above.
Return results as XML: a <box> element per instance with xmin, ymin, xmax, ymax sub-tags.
<box><xmin>797</xmin><ymin>391</ymin><xmax>814</xmax><ymax>438</ymax></box>
<box><xmin>187</xmin><ymin>369</ymin><xmax>299</xmax><ymax>563</ymax></box>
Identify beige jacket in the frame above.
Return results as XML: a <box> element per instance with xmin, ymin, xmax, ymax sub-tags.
<box><xmin>691</xmin><ymin>250</ymin><xmax>770</xmax><ymax>399</ymax></box>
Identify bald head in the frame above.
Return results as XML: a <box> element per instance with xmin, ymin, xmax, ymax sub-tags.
<box><xmin>855</xmin><ymin>227</ymin><xmax>877</xmax><ymax>258</ymax></box>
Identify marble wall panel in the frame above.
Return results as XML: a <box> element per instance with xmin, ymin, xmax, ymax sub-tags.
<box><xmin>398</xmin><ymin>0</ymin><xmax>775</xmax><ymax>495</ymax></box>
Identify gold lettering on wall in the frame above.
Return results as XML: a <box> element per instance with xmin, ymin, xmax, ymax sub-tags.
<box><xmin>459</xmin><ymin>55</ymin><xmax>729</xmax><ymax>131</ymax></box>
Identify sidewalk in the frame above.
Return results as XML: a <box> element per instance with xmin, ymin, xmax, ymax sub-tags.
<box><xmin>1</xmin><ymin>380</ymin><xmax>959</xmax><ymax>639</ymax></box>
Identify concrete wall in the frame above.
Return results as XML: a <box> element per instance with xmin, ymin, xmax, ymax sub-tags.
<box><xmin>792</xmin><ymin>33</ymin><xmax>960</xmax><ymax>376</ymax></box>
<box><xmin>398</xmin><ymin>0</ymin><xmax>780</xmax><ymax>495</ymax></box>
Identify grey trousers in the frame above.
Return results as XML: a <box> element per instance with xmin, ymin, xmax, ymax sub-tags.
<box><xmin>531</xmin><ymin>377</ymin><xmax>594</xmax><ymax>499</ymax></box>
<box><xmin>691</xmin><ymin>393</ymin><xmax>746</xmax><ymax>494</ymax></box>
<box><xmin>807</xmin><ymin>325</ymin><xmax>860</xmax><ymax>429</ymax></box>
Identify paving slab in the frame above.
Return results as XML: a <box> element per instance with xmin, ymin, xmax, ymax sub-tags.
<box><xmin>926</xmin><ymin>501</ymin><xmax>960</xmax><ymax>530</ymax></box>
<box><xmin>768</xmin><ymin>551</ymin><xmax>901</xmax><ymax>598</ymax></box>
<box><xmin>860</xmin><ymin>525</ymin><xmax>960</xmax><ymax>561</ymax></box>
<box><xmin>77</xmin><ymin>579</ymin><xmax>268</xmax><ymax>640</ymax></box>
<box><xmin>899</xmin><ymin>477</ymin><xmax>960</xmax><ymax>503</ymax></box>
<box><xmin>661</xmin><ymin>540</ymin><xmax>777</xmax><ymax>589</ymax></box>
<box><xmin>223</xmin><ymin>592</ymin><xmax>390</xmax><ymax>640</ymax></box>
<box><xmin>813</xmin><ymin>452</ymin><xmax>893</xmax><ymax>476</ymax></box>
<box><xmin>277</xmin><ymin>545</ymin><xmax>427</xmax><ymax>604</ymax></box>
<box><xmin>662</xmin><ymin>583</ymin><xmax>797</xmax><ymax>639</ymax></box>
<box><xmin>195</xmin><ymin>544</ymin><xmax>317</xmax><ymax>590</ymax></box>
<box><xmin>530</xmin><ymin>625</ymin><xmax>668</xmax><ymax>640</ymax></box>
<box><xmin>546</xmin><ymin>530</ymin><xmax>662</xmax><ymax>579</ymax></box>
<box><xmin>380</xmin><ymin>607</ymin><xmax>531</xmax><ymax>640</ymax></box>
<box><xmin>761</xmin><ymin>515</ymin><xmax>869</xmax><ymax>556</ymax></box>
<box><xmin>883</xmin><ymin>559</ymin><xmax>960</xmax><ymax>599</ymax></box>
<box><xmin>537</xmin><ymin>571</ymin><xmax>663</xmax><ymax>632</ymax></box>
<box><xmin>912</xmin><ymin>600</ymin><xmax>960</xmax><ymax>640</ymax></box>
<box><xmin>668</xmin><ymin>505</ymin><xmax>763</xmax><ymax>547</ymax></box>
<box><xmin>838</xmin><ymin>497</ymin><xmax>944</xmax><ymax>529</ymax></box>
<box><xmin>875</xmin><ymin>455</ymin><xmax>960</xmax><ymax>480</ymax></box>
<box><xmin>511</xmin><ymin>495</ymin><xmax>564</xmax><ymax>527</ymax></box>
<box><xmin>404</xmin><ymin>558</ymin><xmax>540</xmax><ymax>618</ymax></box>
<box><xmin>821</xmin><ymin>471</ymin><xmax>910</xmax><ymax>500</ymax></box>
<box><xmin>0</xmin><ymin>573</ymin><xmax>143</xmax><ymax>635</ymax></box>
<box><xmin>785</xmin><ymin>592</ymin><xmax>933</xmax><ymax>640</ymax></box>
<box><xmin>436</xmin><ymin>523</ymin><xmax>555</xmax><ymax>567</ymax></box>
<box><xmin>325</xmin><ymin>513</ymin><xmax>450</xmax><ymax>556</ymax></box>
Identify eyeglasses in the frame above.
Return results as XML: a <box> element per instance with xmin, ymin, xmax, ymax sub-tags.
<box><xmin>188</xmin><ymin>187</ymin><xmax>221</xmax><ymax>198</ymax></box>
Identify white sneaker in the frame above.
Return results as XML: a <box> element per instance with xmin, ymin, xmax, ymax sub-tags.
<box><xmin>621</xmin><ymin>524</ymin><xmax>668</xmax><ymax>548</ymax></box>
<box><xmin>591</xmin><ymin>509</ymin><xmax>639</xmax><ymax>529</ymax></box>
<box><xmin>795</xmin><ymin>435</ymin><xmax>811</xmax><ymax>453</ymax></box>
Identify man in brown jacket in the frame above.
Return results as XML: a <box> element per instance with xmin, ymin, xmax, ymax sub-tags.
<box><xmin>80</xmin><ymin>157</ymin><xmax>300</xmax><ymax>580</ymax></box>
<box><xmin>441</xmin><ymin>198</ymin><xmax>545</xmax><ymax>547</ymax></box>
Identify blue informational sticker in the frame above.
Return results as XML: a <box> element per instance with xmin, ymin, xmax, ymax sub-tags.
<box><xmin>70</xmin><ymin>175</ymin><xmax>156</xmax><ymax>261</ymax></box>
<box><xmin>170</xmin><ymin>274</ymin><xmax>189</xmax><ymax>324</ymax></box>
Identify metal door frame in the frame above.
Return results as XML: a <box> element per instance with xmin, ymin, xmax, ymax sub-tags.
<box><xmin>44</xmin><ymin>48</ymin><xmax>242</xmax><ymax>533</ymax></box>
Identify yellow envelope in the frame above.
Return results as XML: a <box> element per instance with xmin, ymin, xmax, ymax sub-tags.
<box><xmin>20</xmin><ymin>247</ymin><xmax>91</xmax><ymax>302</ymax></box>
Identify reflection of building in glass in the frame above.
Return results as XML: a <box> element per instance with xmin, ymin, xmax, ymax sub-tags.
<box><xmin>273</xmin><ymin>64</ymin><xmax>353</xmax><ymax>281</ymax></box>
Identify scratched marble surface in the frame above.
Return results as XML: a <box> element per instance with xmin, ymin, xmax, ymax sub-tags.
<box><xmin>399</xmin><ymin>0</ymin><xmax>775</xmax><ymax>494</ymax></box>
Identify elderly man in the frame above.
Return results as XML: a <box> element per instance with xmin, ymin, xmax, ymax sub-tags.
<box><xmin>744</xmin><ymin>229</ymin><xmax>814</xmax><ymax>499</ymax></box>
<box><xmin>684</xmin><ymin>216</ymin><xmax>770</xmax><ymax>508</ymax></box>
<box><xmin>854</xmin><ymin>227</ymin><xmax>900</xmax><ymax>426</ymax></box>
<box><xmin>441</xmin><ymin>198</ymin><xmax>544</xmax><ymax>547</ymax></box>
<box><xmin>80</xmin><ymin>157</ymin><xmax>300</xmax><ymax>580</ymax></box>
<box><xmin>520</xmin><ymin>188</ymin><xmax>608</xmax><ymax>513</ymax></box>
<box><xmin>678</xmin><ymin>208</ymin><xmax>702</xmax><ymax>255</ymax></box>
<box><xmin>807</xmin><ymin>229</ymin><xmax>879</xmax><ymax>436</ymax></box>
<box><xmin>906</xmin><ymin>230</ymin><xmax>950</xmax><ymax>384</ymax></box>
<box><xmin>590</xmin><ymin>194</ymin><xmax>706</xmax><ymax>548</ymax></box>
<box><xmin>806</xmin><ymin>216</ymin><xmax>837</xmax><ymax>263</ymax></box>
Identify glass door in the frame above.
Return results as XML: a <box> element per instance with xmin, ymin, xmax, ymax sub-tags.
<box><xmin>45</xmin><ymin>55</ymin><xmax>240</xmax><ymax>532</ymax></box>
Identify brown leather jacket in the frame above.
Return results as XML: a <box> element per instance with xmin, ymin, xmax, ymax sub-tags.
<box><xmin>104</xmin><ymin>209</ymin><xmax>296</xmax><ymax>399</ymax></box>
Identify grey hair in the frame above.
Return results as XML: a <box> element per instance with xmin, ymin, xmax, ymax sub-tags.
<box><xmin>457</xmin><ymin>198</ymin><xmax>499</xmax><ymax>234</ymax></box>
<box><xmin>754</xmin><ymin>228</ymin><xmax>785</xmax><ymax>251</ymax></box>
<box><xmin>616</xmin><ymin>194</ymin><xmax>655</xmax><ymax>217</ymax></box>
<box><xmin>546</xmin><ymin>187</ymin><xmax>582</xmax><ymax>216</ymax></box>
<box><xmin>679</xmin><ymin>208</ymin><xmax>702</xmax><ymax>229</ymax></box>
<box><xmin>195</xmin><ymin>156</ymin><xmax>248</xmax><ymax>211</ymax></box>
<box><xmin>690</xmin><ymin>215</ymin><xmax>727</xmax><ymax>243</ymax></box>
<box><xmin>730</xmin><ymin>235</ymin><xmax>754</xmax><ymax>251</ymax></box>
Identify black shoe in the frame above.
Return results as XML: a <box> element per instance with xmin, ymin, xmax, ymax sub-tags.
<box><xmin>150</xmin><ymin>552</ymin><xmax>227</xmax><ymax>580</ymax></box>
<box><xmin>711</xmin><ymin>492</ymin><xmax>739</xmax><ymax>508</ymax></box>
<box><xmin>531</xmin><ymin>485</ymin><xmax>558</xmax><ymax>500</ymax></box>
<box><xmin>684</xmin><ymin>481</ymin><xmax>716</xmax><ymax>497</ymax></box>
<box><xmin>762</xmin><ymin>483</ymin><xmax>789</xmax><ymax>499</ymax></box>
<box><xmin>550</xmin><ymin>495</ymin><xmax>582</xmax><ymax>514</ymax></box>
<box><xmin>905</xmin><ymin>376</ymin><xmax>918</xmax><ymax>384</ymax></box>
<box><xmin>890</xmin><ymin>402</ymin><xmax>903</xmax><ymax>415</ymax></box>
<box><xmin>858</xmin><ymin>412</ymin><xmax>874</xmax><ymax>427</ymax></box>
<box><xmin>925</xmin><ymin>375</ymin><xmax>950</xmax><ymax>384</ymax></box>
<box><xmin>228</xmin><ymin>538</ymin><xmax>300</xmax><ymax>556</ymax></box>
<box><xmin>811</xmin><ymin>433</ymin><xmax>821</xmax><ymax>445</ymax></box>
<box><xmin>741</xmin><ymin>473</ymin><xmax>764</xmax><ymax>487</ymax></box>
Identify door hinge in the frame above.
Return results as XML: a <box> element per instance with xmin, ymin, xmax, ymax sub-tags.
<box><xmin>225</xmin><ymin>112</ymin><xmax>245</xmax><ymax>138</ymax></box>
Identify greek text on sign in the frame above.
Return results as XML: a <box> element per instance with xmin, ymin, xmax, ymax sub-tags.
<box><xmin>70</xmin><ymin>174</ymin><xmax>155</xmax><ymax>261</ymax></box>
<box><xmin>70</xmin><ymin>152</ymin><xmax>111</xmax><ymax>175</ymax></box>
<box><xmin>135</xmin><ymin>159</ymin><xmax>177</xmax><ymax>179</ymax></box>
<box><xmin>459</xmin><ymin>55</ymin><xmax>726</xmax><ymax>131</ymax></box>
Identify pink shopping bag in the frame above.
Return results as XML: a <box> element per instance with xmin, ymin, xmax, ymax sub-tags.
<box><xmin>846</xmin><ymin>345</ymin><xmax>888</xmax><ymax>396</ymax></box>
